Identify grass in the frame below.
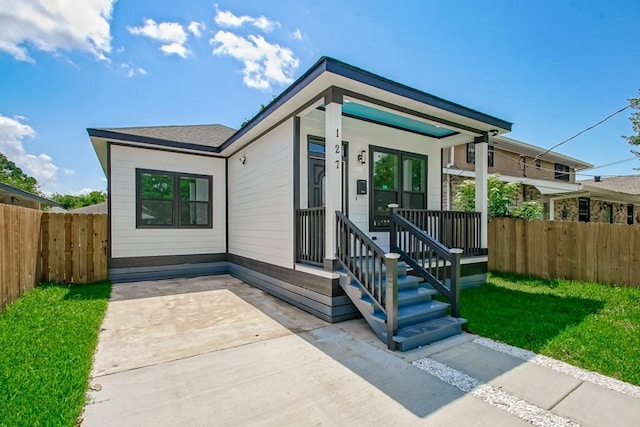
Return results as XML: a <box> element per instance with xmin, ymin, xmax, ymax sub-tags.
<box><xmin>0</xmin><ymin>281</ymin><xmax>111</xmax><ymax>427</ymax></box>
<box><xmin>461</xmin><ymin>272</ymin><xmax>640</xmax><ymax>386</ymax></box>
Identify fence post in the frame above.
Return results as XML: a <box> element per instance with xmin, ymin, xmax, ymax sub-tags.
<box><xmin>385</xmin><ymin>252</ymin><xmax>400</xmax><ymax>350</ymax></box>
<box><xmin>388</xmin><ymin>204</ymin><xmax>399</xmax><ymax>252</ymax></box>
<box><xmin>449</xmin><ymin>248</ymin><xmax>463</xmax><ymax>318</ymax></box>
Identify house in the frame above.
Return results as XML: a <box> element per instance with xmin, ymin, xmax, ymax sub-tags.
<box><xmin>442</xmin><ymin>136</ymin><xmax>640</xmax><ymax>224</ymax></box>
<box><xmin>88</xmin><ymin>57</ymin><xmax>513</xmax><ymax>350</ymax></box>
<box><xmin>69</xmin><ymin>201</ymin><xmax>108</xmax><ymax>214</ymax></box>
<box><xmin>0</xmin><ymin>182</ymin><xmax>60</xmax><ymax>210</ymax></box>
<box><xmin>563</xmin><ymin>175</ymin><xmax>640</xmax><ymax>224</ymax></box>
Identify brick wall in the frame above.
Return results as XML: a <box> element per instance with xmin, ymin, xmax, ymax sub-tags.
<box><xmin>554</xmin><ymin>198</ymin><xmax>640</xmax><ymax>225</ymax></box>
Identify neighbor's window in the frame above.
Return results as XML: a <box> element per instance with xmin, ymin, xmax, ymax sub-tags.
<box><xmin>467</xmin><ymin>142</ymin><xmax>493</xmax><ymax>166</ymax></box>
<box><xmin>554</xmin><ymin>163</ymin><xmax>570</xmax><ymax>181</ymax></box>
<box><xmin>137</xmin><ymin>169</ymin><xmax>212</xmax><ymax>228</ymax></box>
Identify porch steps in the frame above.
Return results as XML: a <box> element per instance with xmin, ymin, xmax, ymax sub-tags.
<box><xmin>338</xmin><ymin>260</ymin><xmax>466</xmax><ymax>352</ymax></box>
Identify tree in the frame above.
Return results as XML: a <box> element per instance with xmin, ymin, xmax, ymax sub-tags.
<box><xmin>0</xmin><ymin>152</ymin><xmax>40</xmax><ymax>194</ymax></box>
<box><xmin>453</xmin><ymin>173</ymin><xmax>542</xmax><ymax>220</ymax></box>
<box><xmin>625</xmin><ymin>92</ymin><xmax>640</xmax><ymax>169</ymax></box>
<box><xmin>50</xmin><ymin>191</ymin><xmax>107</xmax><ymax>210</ymax></box>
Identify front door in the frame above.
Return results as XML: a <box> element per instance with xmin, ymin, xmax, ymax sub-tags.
<box><xmin>308</xmin><ymin>136</ymin><xmax>348</xmax><ymax>212</ymax></box>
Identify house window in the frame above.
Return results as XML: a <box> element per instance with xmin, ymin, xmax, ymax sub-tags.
<box><xmin>467</xmin><ymin>142</ymin><xmax>493</xmax><ymax>166</ymax></box>
<box><xmin>628</xmin><ymin>204</ymin><xmax>634</xmax><ymax>225</ymax></box>
<box><xmin>578</xmin><ymin>198</ymin><xmax>590</xmax><ymax>222</ymax></box>
<box><xmin>466</xmin><ymin>143</ymin><xmax>475</xmax><ymax>164</ymax></box>
<box><xmin>605</xmin><ymin>203</ymin><xmax>613</xmax><ymax>224</ymax></box>
<box><xmin>370</xmin><ymin>147</ymin><xmax>427</xmax><ymax>230</ymax></box>
<box><xmin>536</xmin><ymin>159</ymin><xmax>541</xmax><ymax>169</ymax></box>
<box><xmin>136</xmin><ymin>168</ymin><xmax>212</xmax><ymax>228</ymax></box>
<box><xmin>555</xmin><ymin>163</ymin><xmax>570</xmax><ymax>181</ymax></box>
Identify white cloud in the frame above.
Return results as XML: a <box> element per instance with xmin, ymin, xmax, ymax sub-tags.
<box><xmin>77</xmin><ymin>187</ymin><xmax>93</xmax><ymax>195</ymax></box>
<box><xmin>290</xmin><ymin>29</ymin><xmax>303</xmax><ymax>40</ymax></box>
<box><xmin>0</xmin><ymin>0</ymin><xmax>115</xmax><ymax>62</ymax></box>
<box><xmin>188</xmin><ymin>21</ymin><xmax>205</xmax><ymax>38</ymax></box>
<box><xmin>62</xmin><ymin>168</ymin><xmax>75</xmax><ymax>175</ymax></box>
<box><xmin>211</xmin><ymin>31</ymin><xmax>299</xmax><ymax>90</ymax></box>
<box><xmin>120</xmin><ymin>62</ymin><xmax>146</xmax><ymax>78</ymax></box>
<box><xmin>127</xmin><ymin>19</ymin><xmax>191</xmax><ymax>58</ymax></box>
<box><xmin>214</xmin><ymin>8</ymin><xmax>280</xmax><ymax>33</ymax></box>
<box><xmin>0</xmin><ymin>114</ymin><xmax>58</xmax><ymax>186</ymax></box>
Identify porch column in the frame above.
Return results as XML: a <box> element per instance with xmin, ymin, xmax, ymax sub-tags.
<box><xmin>324</xmin><ymin>91</ymin><xmax>343</xmax><ymax>270</ymax></box>
<box><xmin>549</xmin><ymin>199</ymin><xmax>555</xmax><ymax>220</ymax></box>
<box><xmin>475</xmin><ymin>134</ymin><xmax>489</xmax><ymax>248</ymax></box>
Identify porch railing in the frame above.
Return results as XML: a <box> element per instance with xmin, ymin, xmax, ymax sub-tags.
<box><xmin>390</xmin><ymin>208</ymin><xmax>462</xmax><ymax>317</ymax></box>
<box><xmin>336</xmin><ymin>211</ymin><xmax>399</xmax><ymax>349</ymax></box>
<box><xmin>395</xmin><ymin>209</ymin><xmax>483</xmax><ymax>256</ymax></box>
<box><xmin>296</xmin><ymin>207</ymin><xmax>325</xmax><ymax>266</ymax></box>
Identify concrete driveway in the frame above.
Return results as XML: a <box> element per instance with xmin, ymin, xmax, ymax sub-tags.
<box><xmin>82</xmin><ymin>275</ymin><xmax>640</xmax><ymax>426</ymax></box>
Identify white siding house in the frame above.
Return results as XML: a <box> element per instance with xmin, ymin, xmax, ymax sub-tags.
<box><xmin>89</xmin><ymin>56</ymin><xmax>512</xmax><ymax>325</ymax></box>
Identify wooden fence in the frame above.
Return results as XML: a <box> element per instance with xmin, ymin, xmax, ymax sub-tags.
<box><xmin>1</xmin><ymin>204</ymin><xmax>108</xmax><ymax>311</ymax></box>
<box><xmin>488</xmin><ymin>218</ymin><xmax>640</xmax><ymax>287</ymax></box>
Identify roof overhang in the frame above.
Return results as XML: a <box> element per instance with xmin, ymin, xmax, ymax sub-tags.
<box><xmin>218</xmin><ymin>57</ymin><xmax>512</xmax><ymax>156</ymax></box>
<box><xmin>0</xmin><ymin>182</ymin><xmax>60</xmax><ymax>208</ymax></box>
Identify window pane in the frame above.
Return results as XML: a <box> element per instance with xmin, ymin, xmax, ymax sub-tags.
<box><xmin>309</xmin><ymin>142</ymin><xmax>325</xmax><ymax>154</ymax></box>
<box><xmin>141</xmin><ymin>200</ymin><xmax>173</xmax><ymax>225</ymax></box>
<box><xmin>403</xmin><ymin>193</ymin><xmax>425</xmax><ymax>210</ymax></box>
<box><xmin>372</xmin><ymin>191</ymin><xmax>397</xmax><ymax>228</ymax></box>
<box><xmin>373</xmin><ymin>152</ymin><xmax>398</xmax><ymax>190</ymax></box>
<box><xmin>403</xmin><ymin>158</ymin><xmax>425</xmax><ymax>192</ymax></box>
<box><xmin>180</xmin><ymin>177</ymin><xmax>209</xmax><ymax>202</ymax></box>
<box><xmin>180</xmin><ymin>201</ymin><xmax>209</xmax><ymax>226</ymax></box>
<box><xmin>141</xmin><ymin>173</ymin><xmax>173</xmax><ymax>199</ymax></box>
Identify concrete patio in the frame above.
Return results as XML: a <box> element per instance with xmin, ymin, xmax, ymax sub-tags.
<box><xmin>82</xmin><ymin>275</ymin><xmax>640</xmax><ymax>426</ymax></box>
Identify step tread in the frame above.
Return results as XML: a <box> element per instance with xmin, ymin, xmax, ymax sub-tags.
<box><xmin>395</xmin><ymin>316</ymin><xmax>467</xmax><ymax>340</ymax></box>
<box><xmin>371</xmin><ymin>300</ymin><xmax>449</xmax><ymax>322</ymax></box>
<box><xmin>359</xmin><ymin>286</ymin><xmax>437</xmax><ymax>305</ymax></box>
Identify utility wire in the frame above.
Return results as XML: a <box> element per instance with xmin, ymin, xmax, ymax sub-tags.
<box><xmin>533</xmin><ymin>104</ymin><xmax>631</xmax><ymax>161</ymax></box>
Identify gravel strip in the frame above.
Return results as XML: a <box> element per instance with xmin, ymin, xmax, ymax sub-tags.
<box><xmin>472</xmin><ymin>337</ymin><xmax>640</xmax><ymax>399</ymax></box>
<box><xmin>413</xmin><ymin>358</ymin><xmax>580</xmax><ymax>427</ymax></box>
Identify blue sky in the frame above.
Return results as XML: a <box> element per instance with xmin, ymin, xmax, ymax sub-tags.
<box><xmin>0</xmin><ymin>0</ymin><xmax>639</xmax><ymax>195</ymax></box>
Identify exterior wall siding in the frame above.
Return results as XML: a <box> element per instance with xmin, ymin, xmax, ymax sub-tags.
<box><xmin>228</xmin><ymin>120</ymin><xmax>294</xmax><ymax>268</ymax></box>
<box><xmin>109</xmin><ymin>144</ymin><xmax>226</xmax><ymax>258</ymax></box>
<box><xmin>300</xmin><ymin>111</ymin><xmax>442</xmax><ymax>252</ymax></box>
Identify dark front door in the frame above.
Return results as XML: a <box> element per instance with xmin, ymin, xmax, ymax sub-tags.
<box><xmin>307</xmin><ymin>136</ymin><xmax>348</xmax><ymax>211</ymax></box>
<box><xmin>308</xmin><ymin>157</ymin><xmax>325</xmax><ymax>208</ymax></box>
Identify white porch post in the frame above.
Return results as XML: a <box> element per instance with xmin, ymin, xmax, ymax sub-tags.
<box><xmin>475</xmin><ymin>135</ymin><xmax>489</xmax><ymax>248</ymax></box>
<box><xmin>324</xmin><ymin>94</ymin><xmax>343</xmax><ymax>269</ymax></box>
<box><xmin>549</xmin><ymin>199</ymin><xmax>555</xmax><ymax>220</ymax></box>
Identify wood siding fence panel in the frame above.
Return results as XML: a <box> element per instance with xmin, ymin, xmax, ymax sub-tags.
<box><xmin>488</xmin><ymin>218</ymin><xmax>640</xmax><ymax>287</ymax></box>
<box><xmin>0</xmin><ymin>205</ymin><xmax>108</xmax><ymax>311</ymax></box>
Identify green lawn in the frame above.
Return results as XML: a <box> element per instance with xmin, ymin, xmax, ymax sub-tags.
<box><xmin>0</xmin><ymin>282</ymin><xmax>111</xmax><ymax>427</ymax></box>
<box><xmin>461</xmin><ymin>272</ymin><xmax>640</xmax><ymax>385</ymax></box>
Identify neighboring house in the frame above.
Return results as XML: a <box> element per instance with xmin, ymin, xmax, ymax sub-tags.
<box><xmin>0</xmin><ymin>182</ymin><xmax>60</xmax><ymax>210</ymax></box>
<box><xmin>88</xmin><ymin>57</ymin><xmax>513</xmax><ymax>350</ymax></box>
<box><xmin>557</xmin><ymin>175</ymin><xmax>640</xmax><ymax>225</ymax></box>
<box><xmin>69</xmin><ymin>201</ymin><xmax>108</xmax><ymax>214</ymax></box>
<box><xmin>442</xmin><ymin>136</ymin><xmax>640</xmax><ymax>224</ymax></box>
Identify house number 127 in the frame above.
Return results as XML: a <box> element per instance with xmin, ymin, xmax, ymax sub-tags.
<box><xmin>335</xmin><ymin>144</ymin><xmax>341</xmax><ymax>169</ymax></box>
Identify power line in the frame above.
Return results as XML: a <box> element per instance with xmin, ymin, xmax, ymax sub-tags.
<box><xmin>533</xmin><ymin>104</ymin><xmax>631</xmax><ymax>161</ymax></box>
<box><xmin>581</xmin><ymin>157</ymin><xmax>637</xmax><ymax>171</ymax></box>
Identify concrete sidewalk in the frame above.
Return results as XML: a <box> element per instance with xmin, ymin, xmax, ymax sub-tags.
<box><xmin>82</xmin><ymin>276</ymin><xmax>640</xmax><ymax>426</ymax></box>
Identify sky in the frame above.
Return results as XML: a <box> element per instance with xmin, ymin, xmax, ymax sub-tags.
<box><xmin>0</xmin><ymin>0</ymin><xmax>639</xmax><ymax>195</ymax></box>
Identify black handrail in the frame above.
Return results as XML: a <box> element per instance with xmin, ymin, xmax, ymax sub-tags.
<box><xmin>335</xmin><ymin>211</ymin><xmax>388</xmax><ymax>314</ymax></box>
<box><xmin>395</xmin><ymin>209</ymin><xmax>483</xmax><ymax>256</ymax></box>
<box><xmin>390</xmin><ymin>209</ymin><xmax>462</xmax><ymax>317</ymax></box>
<box><xmin>296</xmin><ymin>207</ymin><xmax>325</xmax><ymax>266</ymax></box>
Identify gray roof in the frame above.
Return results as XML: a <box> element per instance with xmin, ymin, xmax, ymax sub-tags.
<box><xmin>94</xmin><ymin>124</ymin><xmax>237</xmax><ymax>148</ymax></box>
<box><xmin>0</xmin><ymin>182</ymin><xmax>60</xmax><ymax>207</ymax></box>
<box><xmin>70</xmin><ymin>201</ymin><xmax>107</xmax><ymax>214</ymax></box>
<box><xmin>578</xmin><ymin>175</ymin><xmax>640</xmax><ymax>195</ymax></box>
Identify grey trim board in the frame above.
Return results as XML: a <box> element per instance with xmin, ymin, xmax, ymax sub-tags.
<box><xmin>110</xmin><ymin>253</ymin><xmax>228</xmax><ymax>269</ymax></box>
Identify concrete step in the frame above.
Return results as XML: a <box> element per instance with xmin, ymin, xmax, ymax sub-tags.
<box><xmin>393</xmin><ymin>316</ymin><xmax>467</xmax><ymax>352</ymax></box>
